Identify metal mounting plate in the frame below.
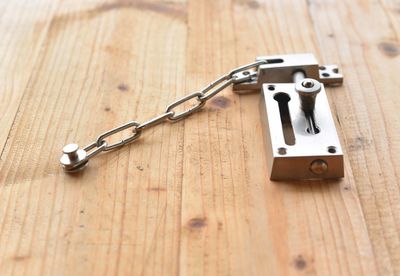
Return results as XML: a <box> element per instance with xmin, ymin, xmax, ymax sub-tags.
<box><xmin>233</xmin><ymin>53</ymin><xmax>343</xmax><ymax>94</ymax></box>
<box><xmin>260</xmin><ymin>83</ymin><xmax>344</xmax><ymax>180</ymax></box>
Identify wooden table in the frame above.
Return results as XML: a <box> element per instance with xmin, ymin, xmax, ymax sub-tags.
<box><xmin>1</xmin><ymin>0</ymin><xmax>399</xmax><ymax>275</ymax></box>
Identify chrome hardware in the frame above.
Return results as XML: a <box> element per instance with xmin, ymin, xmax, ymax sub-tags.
<box><xmin>295</xmin><ymin>78</ymin><xmax>322</xmax><ymax>114</ymax></box>
<box><xmin>232</xmin><ymin>53</ymin><xmax>343</xmax><ymax>94</ymax></box>
<box><xmin>60</xmin><ymin>142</ymin><xmax>107</xmax><ymax>173</ymax></box>
<box><xmin>60</xmin><ymin>143</ymin><xmax>88</xmax><ymax>172</ymax></box>
<box><xmin>60</xmin><ymin>53</ymin><xmax>344</xmax><ymax>180</ymax></box>
<box><xmin>259</xmin><ymin>80</ymin><xmax>344</xmax><ymax>180</ymax></box>
<box><xmin>61</xmin><ymin>60</ymin><xmax>266</xmax><ymax>173</ymax></box>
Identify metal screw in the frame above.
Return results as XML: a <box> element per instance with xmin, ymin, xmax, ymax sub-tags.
<box><xmin>277</xmin><ymin>147</ymin><xmax>287</xmax><ymax>155</ymax></box>
<box><xmin>295</xmin><ymin>78</ymin><xmax>322</xmax><ymax>113</ymax></box>
<box><xmin>310</xmin><ymin>159</ymin><xmax>328</xmax><ymax>175</ymax></box>
<box><xmin>302</xmin><ymin>80</ymin><xmax>314</xmax><ymax>88</ymax></box>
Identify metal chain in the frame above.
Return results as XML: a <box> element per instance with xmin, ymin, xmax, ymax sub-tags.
<box><xmin>61</xmin><ymin>59</ymin><xmax>268</xmax><ymax>171</ymax></box>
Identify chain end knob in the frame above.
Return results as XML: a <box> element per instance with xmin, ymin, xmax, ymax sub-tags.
<box><xmin>60</xmin><ymin>143</ymin><xmax>88</xmax><ymax>173</ymax></box>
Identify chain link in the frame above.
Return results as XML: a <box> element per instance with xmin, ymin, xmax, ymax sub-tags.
<box><xmin>137</xmin><ymin>111</ymin><xmax>174</xmax><ymax>130</ymax></box>
<box><xmin>165</xmin><ymin>91</ymin><xmax>206</xmax><ymax>121</ymax></box>
<box><xmin>84</xmin><ymin>141</ymin><xmax>107</xmax><ymax>159</ymax></box>
<box><xmin>96</xmin><ymin>121</ymin><xmax>142</xmax><ymax>151</ymax></box>
<box><xmin>61</xmin><ymin>59</ymin><xmax>267</xmax><ymax>171</ymax></box>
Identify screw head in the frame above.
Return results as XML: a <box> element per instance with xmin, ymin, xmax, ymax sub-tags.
<box><xmin>301</xmin><ymin>79</ymin><xmax>315</xmax><ymax>88</ymax></box>
<box><xmin>295</xmin><ymin>78</ymin><xmax>321</xmax><ymax>95</ymax></box>
<box><xmin>277</xmin><ymin>147</ymin><xmax>287</xmax><ymax>155</ymax></box>
<box><xmin>310</xmin><ymin>159</ymin><xmax>328</xmax><ymax>175</ymax></box>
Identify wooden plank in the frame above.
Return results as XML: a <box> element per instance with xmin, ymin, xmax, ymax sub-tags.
<box><xmin>0</xmin><ymin>0</ymin><xmax>187</xmax><ymax>275</ymax></box>
<box><xmin>178</xmin><ymin>0</ymin><xmax>377</xmax><ymax>275</ymax></box>
<box><xmin>0</xmin><ymin>0</ymin><xmax>59</xmax><ymax>156</ymax></box>
<box><xmin>0</xmin><ymin>0</ymin><xmax>399</xmax><ymax>275</ymax></box>
<box><xmin>308</xmin><ymin>0</ymin><xmax>400</xmax><ymax>274</ymax></box>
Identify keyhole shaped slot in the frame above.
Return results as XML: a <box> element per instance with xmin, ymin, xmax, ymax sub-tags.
<box><xmin>274</xmin><ymin>92</ymin><xmax>295</xmax><ymax>146</ymax></box>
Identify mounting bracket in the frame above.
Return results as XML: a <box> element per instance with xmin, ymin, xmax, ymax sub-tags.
<box><xmin>233</xmin><ymin>53</ymin><xmax>344</xmax><ymax>180</ymax></box>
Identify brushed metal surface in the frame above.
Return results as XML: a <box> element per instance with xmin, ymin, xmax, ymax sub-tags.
<box><xmin>260</xmin><ymin>83</ymin><xmax>344</xmax><ymax>180</ymax></box>
<box><xmin>233</xmin><ymin>53</ymin><xmax>343</xmax><ymax>94</ymax></box>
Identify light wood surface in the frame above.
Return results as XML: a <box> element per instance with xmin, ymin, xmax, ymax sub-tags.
<box><xmin>1</xmin><ymin>0</ymin><xmax>399</xmax><ymax>275</ymax></box>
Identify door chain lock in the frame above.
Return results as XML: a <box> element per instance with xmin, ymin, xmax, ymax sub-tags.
<box><xmin>233</xmin><ymin>53</ymin><xmax>344</xmax><ymax>180</ymax></box>
<box><xmin>61</xmin><ymin>53</ymin><xmax>344</xmax><ymax>180</ymax></box>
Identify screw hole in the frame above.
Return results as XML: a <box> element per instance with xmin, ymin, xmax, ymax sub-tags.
<box><xmin>319</xmin><ymin>66</ymin><xmax>326</xmax><ymax>70</ymax></box>
<box><xmin>268</xmin><ymin>85</ymin><xmax>275</xmax><ymax>91</ymax></box>
<box><xmin>322</xmin><ymin>72</ymin><xmax>330</xmax><ymax>77</ymax></box>
<box><xmin>332</xmin><ymin>68</ymin><xmax>339</xmax><ymax>73</ymax></box>
<box><xmin>242</xmin><ymin>71</ymin><xmax>250</xmax><ymax>76</ymax></box>
<box><xmin>277</xmin><ymin>147</ymin><xmax>287</xmax><ymax>155</ymax></box>
<box><xmin>327</xmin><ymin>146</ymin><xmax>337</xmax><ymax>154</ymax></box>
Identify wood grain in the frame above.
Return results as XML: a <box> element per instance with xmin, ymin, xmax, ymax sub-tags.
<box><xmin>0</xmin><ymin>0</ymin><xmax>399</xmax><ymax>275</ymax></box>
